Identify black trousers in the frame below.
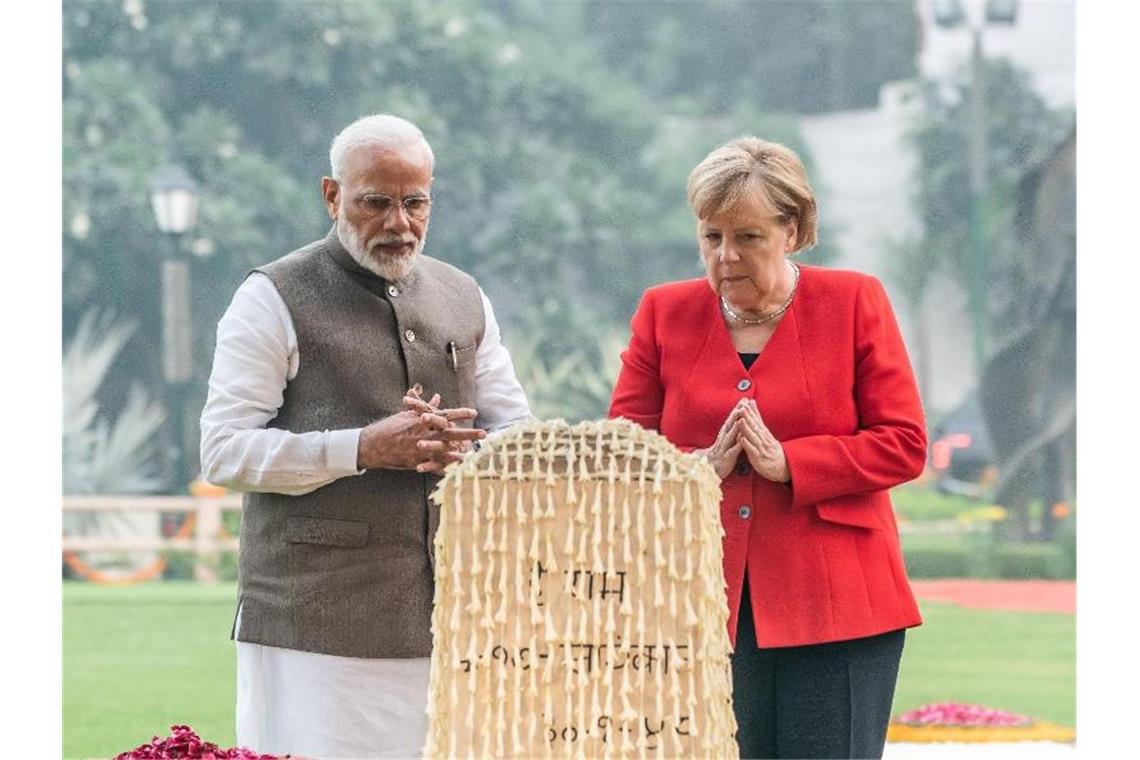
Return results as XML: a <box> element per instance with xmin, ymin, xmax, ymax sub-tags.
<box><xmin>731</xmin><ymin>575</ymin><xmax>905</xmax><ymax>760</ymax></box>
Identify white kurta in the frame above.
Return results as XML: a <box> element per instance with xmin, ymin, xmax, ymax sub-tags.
<box><xmin>201</xmin><ymin>271</ymin><xmax>531</xmax><ymax>759</ymax></box>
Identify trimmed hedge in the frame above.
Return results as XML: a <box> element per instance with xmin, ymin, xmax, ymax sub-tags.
<box><xmin>891</xmin><ymin>484</ymin><xmax>978</xmax><ymax>522</ymax></box>
<box><xmin>995</xmin><ymin>543</ymin><xmax>1074</xmax><ymax>580</ymax></box>
<box><xmin>903</xmin><ymin>544</ymin><xmax>971</xmax><ymax>578</ymax></box>
<box><xmin>902</xmin><ymin>535</ymin><xmax>1074</xmax><ymax>580</ymax></box>
<box><xmin>161</xmin><ymin>550</ymin><xmax>239</xmax><ymax>582</ymax></box>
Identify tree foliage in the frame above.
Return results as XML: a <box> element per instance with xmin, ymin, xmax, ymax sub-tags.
<box><xmin>906</xmin><ymin>58</ymin><xmax>1071</xmax><ymax>325</ymax></box>
<box><xmin>63</xmin><ymin>0</ymin><xmax>919</xmax><ymax>472</ymax></box>
<box><xmin>902</xmin><ymin>56</ymin><xmax>1075</xmax><ymax>539</ymax></box>
<box><xmin>574</xmin><ymin>0</ymin><xmax>918</xmax><ymax>113</ymax></box>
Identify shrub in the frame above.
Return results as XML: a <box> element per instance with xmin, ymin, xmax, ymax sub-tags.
<box><xmin>901</xmin><ymin>533</ymin><xmax>1074</xmax><ymax>580</ymax></box>
<box><xmin>1054</xmin><ymin>517</ymin><xmax>1076</xmax><ymax>577</ymax></box>
<box><xmin>903</xmin><ymin>544</ymin><xmax>971</xmax><ymax>578</ymax></box>
<box><xmin>160</xmin><ymin>549</ymin><xmax>239</xmax><ymax>582</ymax></box>
<box><xmin>995</xmin><ymin>543</ymin><xmax>1073</xmax><ymax>580</ymax></box>
<box><xmin>892</xmin><ymin>485</ymin><xmax>978</xmax><ymax>523</ymax></box>
<box><xmin>161</xmin><ymin>550</ymin><xmax>197</xmax><ymax>581</ymax></box>
<box><xmin>218</xmin><ymin>551</ymin><xmax>239</xmax><ymax>582</ymax></box>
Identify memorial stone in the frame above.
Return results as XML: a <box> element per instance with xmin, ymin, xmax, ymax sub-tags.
<box><xmin>424</xmin><ymin>419</ymin><xmax>738</xmax><ymax>759</ymax></box>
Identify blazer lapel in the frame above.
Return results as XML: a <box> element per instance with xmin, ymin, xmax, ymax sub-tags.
<box><xmin>704</xmin><ymin>289</ymin><xmax>815</xmax><ymax>441</ymax></box>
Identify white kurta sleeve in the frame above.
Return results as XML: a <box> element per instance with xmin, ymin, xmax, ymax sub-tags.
<box><xmin>473</xmin><ymin>287</ymin><xmax>533</xmax><ymax>432</ymax></box>
<box><xmin>199</xmin><ymin>273</ymin><xmax>363</xmax><ymax>496</ymax></box>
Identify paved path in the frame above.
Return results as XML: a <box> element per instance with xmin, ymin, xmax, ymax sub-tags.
<box><xmin>885</xmin><ymin>741</ymin><xmax>1076</xmax><ymax>758</ymax></box>
<box><xmin>910</xmin><ymin>580</ymin><xmax>1075</xmax><ymax>614</ymax></box>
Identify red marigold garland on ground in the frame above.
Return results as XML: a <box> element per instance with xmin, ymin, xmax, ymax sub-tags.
<box><xmin>114</xmin><ymin>725</ymin><xmax>289</xmax><ymax>759</ymax></box>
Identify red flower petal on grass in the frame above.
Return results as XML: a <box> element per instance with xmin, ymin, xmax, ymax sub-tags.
<box><xmin>113</xmin><ymin>725</ymin><xmax>290</xmax><ymax>760</ymax></box>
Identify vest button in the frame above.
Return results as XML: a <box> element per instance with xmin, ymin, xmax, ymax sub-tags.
<box><xmin>404</xmin><ymin>329</ymin><xmax>416</xmax><ymax>343</ymax></box>
<box><xmin>735</xmin><ymin>460</ymin><xmax>751</xmax><ymax>475</ymax></box>
<box><xmin>737</xmin><ymin>378</ymin><xmax>752</xmax><ymax>391</ymax></box>
<box><xmin>738</xmin><ymin>505</ymin><xmax>752</xmax><ymax>520</ymax></box>
<box><xmin>388</xmin><ymin>285</ymin><xmax>400</xmax><ymax>297</ymax></box>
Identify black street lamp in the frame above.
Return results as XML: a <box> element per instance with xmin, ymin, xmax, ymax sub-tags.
<box><xmin>931</xmin><ymin>0</ymin><xmax>966</xmax><ymax>29</ymax></box>
<box><xmin>149</xmin><ymin>162</ymin><xmax>200</xmax><ymax>492</ymax></box>
<box><xmin>984</xmin><ymin>0</ymin><xmax>1019</xmax><ymax>26</ymax></box>
<box><xmin>929</xmin><ymin>0</ymin><xmax>1020</xmax><ymax>378</ymax></box>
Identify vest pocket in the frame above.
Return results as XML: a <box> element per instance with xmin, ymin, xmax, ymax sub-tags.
<box><xmin>452</xmin><ymin>342</ymin><xmax>478</xmax><ymax>410</ymax></box>
<box><xmin>284</xmin><ymin>515</ymin><xmax>370</xmax><ymax>547</ymax></box>
<box><xmin>453</xmin><ymin>341</ymin><xmax>477</xmax><ymax>367</ymax></box>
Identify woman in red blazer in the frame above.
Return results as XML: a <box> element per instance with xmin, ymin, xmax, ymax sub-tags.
<box><xmin>608</xmin><ymin>136</ymin><xmax>926</xmax><ymax>759</ymax></box>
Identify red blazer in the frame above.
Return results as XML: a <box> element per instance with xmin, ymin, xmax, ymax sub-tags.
<box><xmin>608</xmin><ymin>266</ymin><xmax>926</xmax><ymax>648</ymax></box>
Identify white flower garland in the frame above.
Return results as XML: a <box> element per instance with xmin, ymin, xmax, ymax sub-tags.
<box><xmin>424</xmin><ymin>418</ymin><xmax>738</xmax><ymax>758</ymax></box>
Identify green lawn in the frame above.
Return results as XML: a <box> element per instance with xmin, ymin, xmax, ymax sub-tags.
<box><xmin>63</xmin><ymin>581</ymin><xmax>1075</xmax><ymax>759</ymax></box>
<box><xmin>63</xmin><ymin>582</ymin><xmax>238</xmax><ymax>760</ymax></box>
<box><xmin>893</xmin><ymin>602</ymin><xmax>1075</xmax><ymax>728</ymax></box>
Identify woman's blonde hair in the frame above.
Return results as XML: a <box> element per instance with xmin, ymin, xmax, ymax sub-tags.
<box><xmin>686</xmin><ymin>136</ymin><xmax>818</xmax><ymax>252</ymax></box>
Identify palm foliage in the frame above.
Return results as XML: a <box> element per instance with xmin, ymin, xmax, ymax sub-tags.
<box><xmin>509</xmin><ymin>324</ymin><xmax>628</xmax><ymax>423</ymax></box>
<box><xmin>64</xmin><ymin>310</ymin><xmax>167</xmax><ymax>496</ymax></box>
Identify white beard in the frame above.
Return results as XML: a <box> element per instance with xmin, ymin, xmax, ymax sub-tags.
<box><xmin>336</xmin><ymin>214</ymin><xmax>425</xmax><ymax>282</ymax></box>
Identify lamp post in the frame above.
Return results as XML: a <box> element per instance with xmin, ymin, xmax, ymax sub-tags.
<box><xmin>932</xmin><ymin>0</ymin><xmax>1019</xmax><ymax>376</ymax></box>
<box><xmin>149</xmin><ymin>163</ymin><xmax>200</xmax><ymax>493</ymax></box>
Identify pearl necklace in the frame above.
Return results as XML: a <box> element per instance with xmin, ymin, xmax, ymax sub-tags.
<box><xmin>720</xmin><ymin>261</ymin><xmax>801</xmax><ymax>325</ymax></box>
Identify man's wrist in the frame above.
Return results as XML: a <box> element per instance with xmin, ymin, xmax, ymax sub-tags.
<box><xmin>337</xmin><ymin>427</ymin><xmax>367</xmax><ymax>472</ymax></box>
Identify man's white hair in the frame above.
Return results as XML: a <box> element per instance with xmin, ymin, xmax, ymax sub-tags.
<box><xmin>329</xmin><ymin>114</ymin><xmax>435</xmax><ymax>180</ymax></box>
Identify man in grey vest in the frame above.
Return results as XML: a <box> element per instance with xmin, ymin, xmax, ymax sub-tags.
<box><xmin>200</xmin><ymin>114</ymin><xmax>531</xmax><ymax>758</ymax></box>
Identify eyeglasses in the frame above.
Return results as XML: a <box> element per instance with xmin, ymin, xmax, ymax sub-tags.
<box><xmin>355</xmin><ymin>193</ymin><xmax>432</xmax><ymax>221</ymax></box>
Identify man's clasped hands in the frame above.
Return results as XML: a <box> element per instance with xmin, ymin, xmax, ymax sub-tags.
<box><xmin>356</xmin><ymin>384</ymin><xmax>486</xmax><ymax>474</ymax></box>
